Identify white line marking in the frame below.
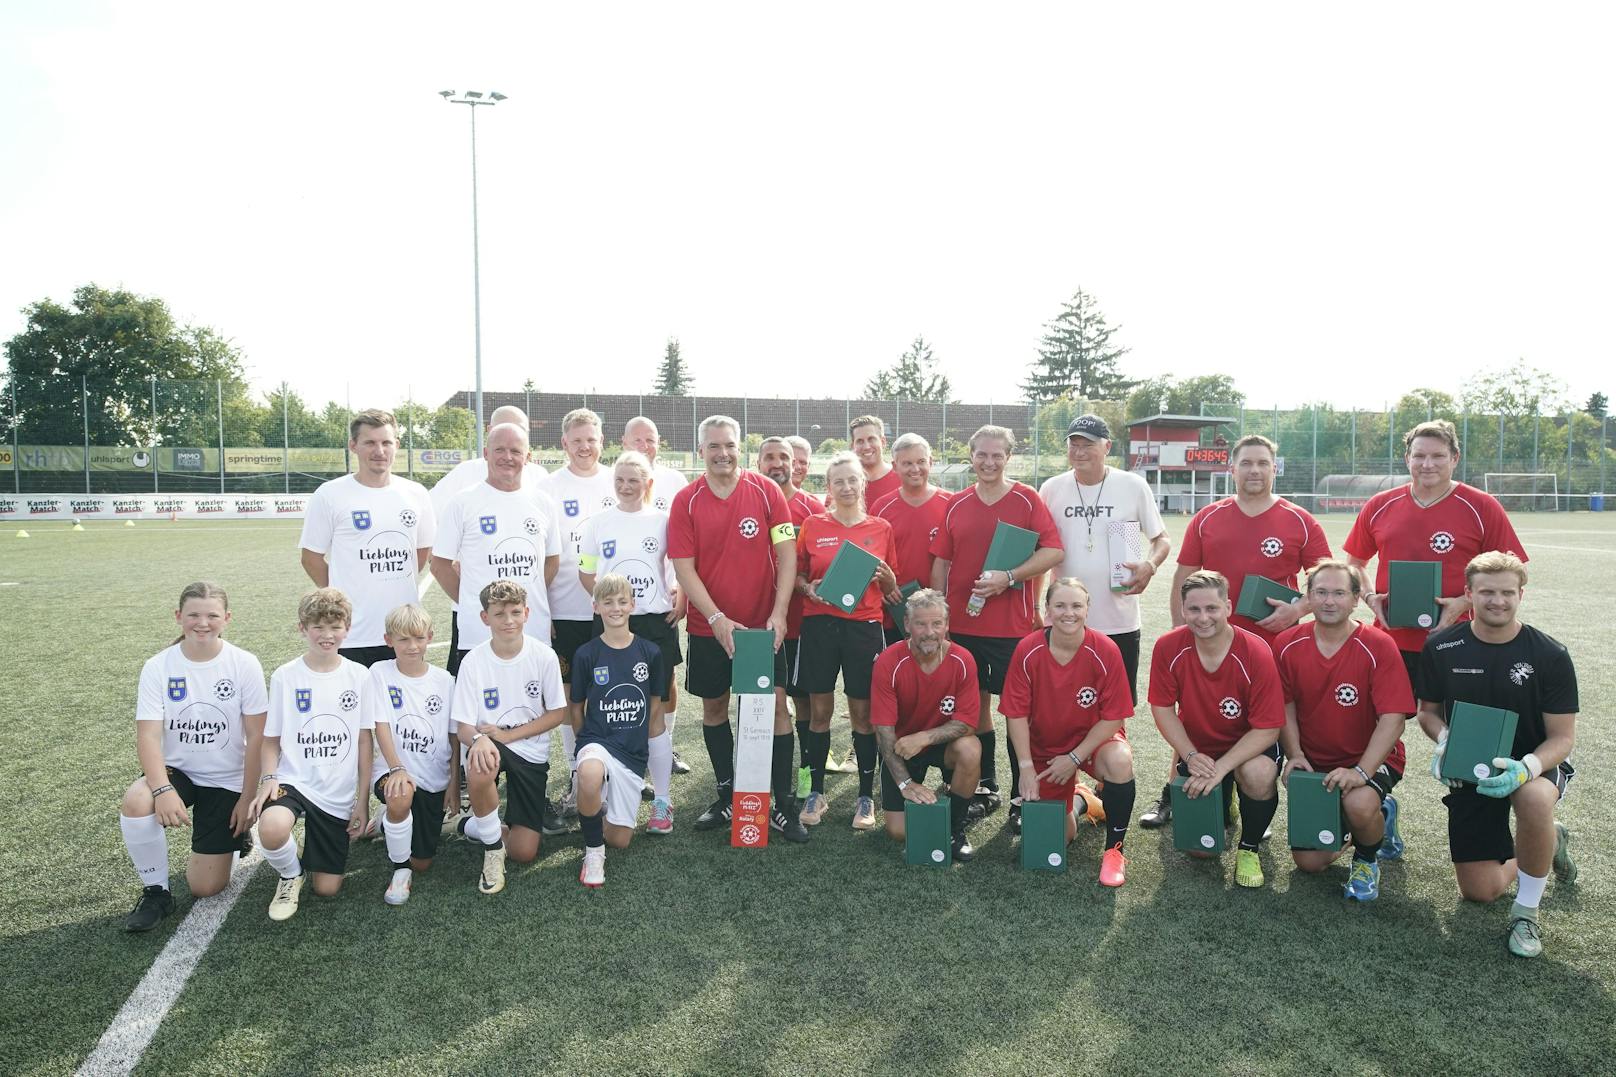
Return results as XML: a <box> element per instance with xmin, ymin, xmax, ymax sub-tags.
<box><xmin>0</xmin><ymin>581</ymin><xmax>18</xmax><ymax>586</ymax></box>
<box><xmin>1525</xmin><ymin>543</ymin><xmax>1616</xmax><ymax>555</ymax></box>
<box><xmin>77</xmin><ymin>849</ymin><xmax>263</xmax><ymax>1076</ymax></box>
<box><xmin>428</xmin><ymin>641</ymin><xmax>450</xmax><ymax>650</ymax></box>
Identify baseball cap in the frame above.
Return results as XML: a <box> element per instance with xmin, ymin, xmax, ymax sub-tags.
<box><xmin>1065</xmin><ymin>414</ymin><xmax>1111</xmax><ymax>442</ymax></box>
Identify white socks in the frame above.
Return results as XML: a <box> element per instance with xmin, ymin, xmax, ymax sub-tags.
<box><xmin>262</xmin><ymin>835</ymin><xmax>302</xmax><ymax>880</ymax></box>
<box><xmin>648</xmin><ymin>730</ymin><xmax>673</xmax><ymax>800</ymax></box>
<box><xmin>120</xmin><ymin>813</ymin><xmax>169</xmax><ymax>890</ymax></box>
<box><xmin>383</xmin><ymin>813</ymin><xmax>414</xmax><ymax>865</ymax></box>
<box><xmin>470</xmin><ymin>808</ymin><xmax>503</xmax><ymax>846</ymax></box>
<box><xmin>1516</xmin><ymin>870</ymin><xmax>1548</xmax><ymax>909</ymax></box>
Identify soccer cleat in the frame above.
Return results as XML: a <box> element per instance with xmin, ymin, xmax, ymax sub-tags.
<box><xmin>237</xmin><ymin>829</ymin><xmax>255</xmax><ymax>859</ymax></box>
<box><xmin>384</xmin><ymin>867</ymin><xmax>413</xmax><ymax>906</ymax></box>
<box><xmin>641</xmin><ymin>781</ymin><xmax>655</xmax><ymax>802</ymax></box>
<box><xmin>1377</xmin><ymin>794</ymin><xmax>1404</xmax><ymax>860</ymax></box>
<box><xmin>559</xmin><ymin>786</ymin><xmax>579</xmax><ymax>820</ymax></box>
<box><xmin>694</xmin><ymin>796</ymin><xmax>733</xmax><ymax>831</ymax></box>
<box><xmin>1344</xmin><ymin>859</ymin><xmax>1380</xmax><ymax>902</ymax></box>
<box><xmin>647</xmin><ymin>797</ymin><xmax>674</xmax><ymax>834</ymax></box>
<box><xmin>478</xmin><ymin>845</ymin><xmax>507</xmax><ymax>895</ymax></box>
<box><xmin>1552</xmin><ymin>821</ymin><xmax>1578</xmax><ymax>884</ymax></box>
<box><xmin>796</xmin><ymin>766</ymin><xmax>812</xmax><ymax>800</ymax></box>
<box><xmin>831</xmin><ymin>751</ymin><xmax>858</xmax><ymax>774</ymax></box>
<box><xmin>124</xmin><ymin>885</ymin><xmax>174</xmax><ymax>932</ymax></box>
<box><xmin>580</xmin><ymin>846</ymin><xmax>606</xmax><ymax>888</ymax></box>
<box><xmin>268</xmin><ymin>873</ymin><xmax>305</xmax><ymax>921</ymax></box>
<box><xmin>798</xmin><ymin>791</ymin><xmax>828</xmax><ymax>826</ymax></box>
<box><xmin>950</xmin><ymin>832</ymin><xmax>975</xmax><ymax>862</ymax></box>
<box><xmin>1234</xmin><ymin>849</ymin><xmax>1265</xmax><ymax>889</ymax></box>
<box><xmin>1099</xmin><ymin>845</ymin><xmax>1128</xmax><ymax>888</ymax></box>
<box><xmin>771</xmin><ymin>805</ymin><xmax>811</xmax><ymax>843</ymax></box>
<box><xmin>1075</xmin><ymin>783</ymin><xmax>1106</xmax><ymax>826</ymax></box>
<box><xmin>972</xmin><ymin>783</ymin><xmax>1002</xmax><ymax>818</ymax></box>
<box><xmin>1008</xmin><ymin>799</ymin><xmax>1023</xmax><ymax>835</ymax></box>
<box><xmin>1506</xmin><ymin>903</ymin><xmax>1543</xmax><ymax>958</ymax></box>
<box><xmin>851</xmin><ymin>796</ymin><xmax>878</xmax><ymax>831</ymax></box>
<box><xmin>1139</xmin><ymin>788</ymin><xmax>1172</xmax><ymax>829</ymax></box>
<box><xmin>539</xmin><ymin>798</ymin><xmax>570</xmax><ymax>836</ymax></box>
<box><xmin>671</xmin><ymin>750</ymin><xmax>692</xmax><ymax>775</ymax></box>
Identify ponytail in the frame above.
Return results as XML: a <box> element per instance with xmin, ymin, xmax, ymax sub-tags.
<box><xmin>172</xmin><ymin>581</ymin><xmax>230</xmax><ymax>645</ymax></box>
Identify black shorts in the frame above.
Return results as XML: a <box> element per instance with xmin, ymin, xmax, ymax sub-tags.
<box><xmin>269</xmin><ymin>784</ymin><xmax>351</xmax><ymax>876</ymax></box>
<box><xmin>951</xmin><ymin>633</ymin><xmax>1018</xmax><ymax>696</ymax></box>
<box><xmin>883</xmin><ymin>625</ymin><xmax>906</xmax><ymax>649</ymax></box>
<box><xmin>372</xmin><ymin>777</ymin><xmax>448</xmax><ymax>862</ymax></box>
<box><xmin>1400</xmin><ymin>650</ymin><xmax>1421</xmax><ymax>697</ymax></box>
<box><xmin>1444</xmin><ymin>763</ymin><xmax>1573</xmax><ymax>864</ymax></box>
<box><xmin>495</xmin><ymin>742</ymin><xmax>552</xmax><ymax>835</ymax></box>
<box><xmin>784</xmin><ymin>637</ymin><xmax>809</xmax><ymax>697</ymax></box>
<box><xmin>797</xmin><ymin>616</ymin><xmax>885</xmax><ymax>699</ymax></box>
<box><xmin>160</xmin><ymin>767</ymin><xmax>245</xmax><ymax>856</ymax></box>
<box><xmin>1286</xmin><ymin>765</ymin><xmax>1402</xmax><ymax>851</ymax></box>
<box><xmin>448</xmin><ymin>617</ymin><xmax>463</xmax><ymax>674</ymax></box>
<box><xmin>592</xmin><ymin>612</ymin><xmax>683</xmax><ymax>701</ymax></box>
<box><xmin>685</xmin><ymin>634</ymin><xmax>788</xmax><ymax>699</ymax></box>
<box><xmin>552</xmin><ymin>619</ymin><xmax>596</xmax><ymax>682</ymax></box>
<box><xmin>878</xmin><ymin>743</ymin><xmax>952</xmax><ymax>812</ymax></box>
<box><xmin>339</xmin><ymin>645</ymin><xmax>395</xmax><ymax>668</ymax></box>
<box><xmin>1107</xmin><ymin>629</ymin><xmax>1141</xmax><ymax>707</ymax></box>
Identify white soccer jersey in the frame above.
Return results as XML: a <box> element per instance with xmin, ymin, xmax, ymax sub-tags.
<box><xmin>452</xmin><ymin>637</ymin><xmax>567</xmax><ymax>766</ymax></box>
<box><xmin>265</xmin><ymin>656</ymin><xmax>372</xmax><ymax>817</ymax></box>
<box><xmin>430</xmin><ymin>459</ymin><xmax>549</xmax><ymax>611</ymax></box>
<box><xmin>648</xmin><ymin>464</ymin><xmax>688</xmax><ymax>513</ymax></box>
<box><xmin>364</xmin><ymin>661</ymin><xmax>456</xmax><ymax>792</ymax></box>
<box><xmin>578</xmin><ymin>506</ymin><xmax>675</xmax><ymax>614</ymax></box>
<box><xmin>539</xmin><ymin>467</ymin><xmax>618</xmax><ymax>622</ymax></box>
<box><xmin>136</xmin><ymin>641</ymin><xmax>268</xmax><ymax>793</ymax></box>
<box><xmin>299</xmin><ymin>474</ymin><xmax>437</xmax><ymax>647</ymax></box>
<box><xmin>1038</xmin><ymin>467</ymin><xmax>1166</xmax><ymax>635</ymax></box>
<box><xmin>434</xmin><ymin>482</ymin><xmax>564</xmax><ymax>650</ymax></box>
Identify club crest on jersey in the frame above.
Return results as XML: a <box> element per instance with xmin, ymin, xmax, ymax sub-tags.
<box><xmin>296</xmin><ymin>688</ymin><xmax>312</xmax><ymax>713</ymax></box>
<box><xmin>1509</xmin><ymin>662</ymin><xmax>1535</xmax><ymax>685</ymax></box>
<box><xmin>1259</xmin><ymin>537</ymin><xmax>1283</xmax><ymax>558</ymax></box>
<box><xmin>425</xmin><ymin>694</ymin><xmax>444</xmax><ymax>715</ymax></box>
<box><xmin>167</xmin><ymin>677</ymin><xmax>187</xmax><ymax>702</ymax></box>
<box><xmin>1077</xmin><ymin>687</ymin><xmax>1098</xmax><ymax>709</ymax></box>
<box><xmin>654</xmin><ymin>496</ymin><xmax>669</xmax><ymax>510</ymax></box>
<box><xmin>601</xmin><ymin>496</ymin><xmax>615</xmax><ymax>508</ymax></box>
<box><xmin>339</xmin><ymin>690</ymin><xmax>359</xmax><ymax>712</ymax></box>
<box><xmin>738</xmin><ymin>516</ymin><xmax>760</xmax><ymax>539</ymax></box>
<box><xmin>523</xmin><ymin>517</ymin><xmax>540</xmax><ymax>536</ymax></box>
<box><xmin>939</xmin><ymin>695</ymin><xmax>956</xmax><ymax>716</ymax></box>
<box><xmin>483</xmin><ymin>688</ymin><xmax>499</xmax><ymax>709</ymax></box>
<box><xmin>1429</xmin><ymin>531</ymin><xmax>1455</xmax><ymax>554</ymax></box>
<box><xmin>632</xmin><ymin>662</ymin><xmax>650</xmax><ymax>683</ymax></box>
<box><xmin>1335</xmin><ymin>683</ymin><xmax>1359</xmax><ymax>707</ymax></box>
<box><xmin>593</xmin><ymin>666</ymin><xmax>610</xmax><ymax>686</ymax></box>
<box><xmin>388</xmin><ymin>685</ymin><xmax>404</xmax><ymax>710</ymax></box>
<box><xmin>641</xmin><ymin>536</ymin><xmax>658</xmax><ymax>553</ymax></box>
<box><xmin>525</xmin><ymin>679</ymin><xmax>544</xmax><ymax>698</ymax></box>
<box><xmin>213</xmin><ymin>679</ymin><xmax>236</xmax><ymax>702</ymax></box>
<box><xmin>479</xmin><ymin>515</ymin><xmax>497</xmax><ymax>535</ymax></box>
<box><xmin>1218</xmin><ymin>696</ymin><xmax>1242</xmax><ymax>720</ymax></box>
<box><xmin>400</xmin><ymin>509</ymin><xmax>417</xmax><ymax>528</ymax></box>
<box><xmin>929</xmin><ymin>527</ymin><xmax>939</xmax><ymax>542</ymax></box>
<box><xmin>602</xmin><ymin>540</ymin><xmax>617</xmax><ymax>558</ymax></box>
<box><xmin>563</xmin><ymin>499</ymin><xmax>580</xmax><ymax>517</ymax></box>
<box><xmin>352</xmin><ymin>510</ymin><xmax>371</xmax><ymax>531</ymax></box>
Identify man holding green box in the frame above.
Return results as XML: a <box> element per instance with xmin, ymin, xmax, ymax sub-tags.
<box><xmin>1417</xmin><ymin>552</ymin><xmax>1578</xmax><ymax>958</ymax></box>
<box><xmin>1276</xmin><ymin>561</ymin><xmax>1414</xmax><ymax>901</ymax></box>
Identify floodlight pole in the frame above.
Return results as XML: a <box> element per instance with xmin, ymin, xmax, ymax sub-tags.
<box><xmin>442</xmin><ymin>90</ymin><xmax>506</xmax><ymax>457</ymax></box>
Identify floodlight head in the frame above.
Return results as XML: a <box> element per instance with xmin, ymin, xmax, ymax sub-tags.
<box><xmin>439</xmin><ymin>90</ymin><xmax>455</xmax><ymax>98</ymax></box>
<box><xmin>489</xmin><ymin>91</ymin><xmax>507</xmax><ymax>101</ymax></box>
<box><xmin>465</xmin><ymin>91</ymin><xmax>483</xmax><ymax>99</ymax></box>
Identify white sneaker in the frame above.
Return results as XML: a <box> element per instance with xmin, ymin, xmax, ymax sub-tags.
<box><xmin>580</xmin><ymin>845</ymin><xmax>606</xmax><ymax>888</ymax></box>
<box><xmin>384</xmin><ymin>867</ymin><xmax>413</xmax><ymax>906</ymax></box>
<box><xmin>479</xmin><ymin>846</ymin><xmax>507</xmax><ymax>895</ymax></box>
<box><xmin>268</xmin><ymin>873</ymin><xmax>304</xmax><ymax>921</ymax></box>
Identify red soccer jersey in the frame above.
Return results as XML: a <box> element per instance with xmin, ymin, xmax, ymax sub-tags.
<box><xmin>796</xmin><ymin>512</ymin><xmax>898</xmax><ymax>622</ymax></box>
<box><xmin>668</xmin><ymin>471</ymin><xmax>793</xmax><ymax>638</ymax></box>
<box><xmin>784</xmin><ymin>489</ymin><xmax>824</xmax><ymax>639</ymax></box>
<box><xmin>1343</xmin><ymin>482</ymin><xmax>1527</xmax><ymax>653</ymax></box>
<box><xmin>870</xmin><ymin>641</ymin><xmax>981</xmax><ymax>737</ymax></box>
<box><xmin>1178</xmin><ymin>497</ymin><xmax>1332</xmax><ymax>643</ymax></box>
<box><xmin>930</xmin><ymin>483</ymin><xmax>1063</xmax><ymax>638</ymax></box>
<box><xmin>872</xmin><ymin>487</ymin><xmax>952</xmax><ymax>628</ymax></box>
<box><xmin>1147</xmin><ymin>625</ymin><xmax>1286</xmax><ymax>756</ymax></box>
<box><xmin>864</xmin><ymin>467</ymin><xmax>901</xmax><ymax>508</ymax></box>
<box><xmin>1274</xmin><ymin>621</ymin><xmax>1411</xmax><ymax>774</ymax></box>
<box><xmin>999</xmin><ymin>628</ymin><xmax>1133</xmax><ymax>762</ymax></box>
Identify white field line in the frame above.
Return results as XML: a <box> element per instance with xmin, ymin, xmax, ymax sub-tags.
<box><xmin>1525</xmin><ymin>543</ymin><xmax>1616</xmax><ymax>555</ymax></box>
<box><xmin>77</xmin><ymin>847</ymin><xmax>264</xmax><ymax>1076</ymax></box>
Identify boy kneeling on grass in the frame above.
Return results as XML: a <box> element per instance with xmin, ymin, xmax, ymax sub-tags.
<box><xmin>570</xmin><ymin>574</ymin><xmax>669</xmax><ymax>888</ymax></box>
<box><xmin>454</xmin><ymin>580</ymin><xmax>569</xmax><ymax>896</ymax></box>
<box><xmin>252</xmin><ymin>588</ymin><xmax>372</xmax><ymax>922</ymax></box>
<box><xmin>365</xmin><ymin>603</ymin><xmax>458</xmax><ymax>906</ymax></box>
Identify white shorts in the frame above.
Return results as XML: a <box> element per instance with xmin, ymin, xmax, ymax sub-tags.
<box><xmin>576</xmin><ymin>743</ymin><xmax>645</xmax><ymax>829</ymax></box>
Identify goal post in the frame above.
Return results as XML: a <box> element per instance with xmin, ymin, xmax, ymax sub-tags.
<box><xmin>1484</xmin><ymin>473</ymin><xmax>1560</xmax><ymax>512</ymax></box>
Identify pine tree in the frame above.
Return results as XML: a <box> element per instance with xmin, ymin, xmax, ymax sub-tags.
<box><xmin>1022</xmin><ymin>288</ymin><xmax>1132</xmax><ymax>402</ymax></box>
<box><xmin>653</xmin><ymin>337</ymin><xmax>692</xmax><ymax>395</ymax></box>
<box><xmin>862</xmin><ymin>335</ymin><xmax>953</xmax><ymax>401</ymax></box>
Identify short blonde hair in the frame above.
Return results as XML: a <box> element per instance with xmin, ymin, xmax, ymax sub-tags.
<box><xmin>614</xmin><ymin>450</ymin><xmax>652</xmax><ymax>479</ymax></box>
<box><xmin>384</xmin><ymin>603</ymin><xmax>433</xmax><ymax>638</ymax></box>
<box><xmin>969</xmin><ymin>424</ymin><xmax>1016</xmax><ymax>454</ymax></box>
<box><xmin>479</xmin><ymin>580</ymin><xmax>527</xmax><ymax>610</ymax></box>
<box><xmin>1465</xmin><ymin>550</ymin><xmax>1528</xmax><ymax>588</ymax></box>
<box><xmin>591</xmin><ymin>573</ymin><xmax>634</xmax><ymax>605</ymax></box>
<box><xmin>562</xmin><ymin>408</ymin><xmax>602</xmax><ymax>434</ymax></box>
<box><xmin>1404</xmin><ymin>419</ymin><xmax>1460</xmax><ymax>455</ymax></box>
<box><xmin>849</xmin><ymin>415</ymin><xmax>886</xmax><ymax>437</ymax></box>
<box><xmin>1179</xmin><ymin>569</ymin><xmax>1229</xmax><ymax>602</ymax></box>
<box><xmin>299</xmin><ymin>587</ymin><xmax>353</xmax><ymax>628</ymax></box>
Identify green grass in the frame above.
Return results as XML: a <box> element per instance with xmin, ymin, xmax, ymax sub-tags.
<box><xmin>2</xmin><ymin>515</ymin><xmax>1614</xmax><ymax>1075</ymax></box>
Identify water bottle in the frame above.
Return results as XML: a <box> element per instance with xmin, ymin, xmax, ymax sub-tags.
<box><xmin>966</xmin><ymin>592</ymin><xmax>986</xmax><ymax>617</ymax></box>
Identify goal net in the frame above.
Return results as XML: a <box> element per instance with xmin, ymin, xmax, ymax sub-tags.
<box><xmin>1484</xmin><ymin>473</ymin><xmax>1559</xmax><ymax>512</ymax></box>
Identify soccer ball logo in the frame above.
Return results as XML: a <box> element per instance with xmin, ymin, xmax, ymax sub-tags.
<box><xmin>213</xmin><ymin>679</ymin><xmax>236</xmax><ymax>702</ymax></box>
<box><xmin>524</xmin><ymin>679</ymin><xmax>543</xmax><ymax>698</ymax></box>
<box><xmin>1076</xmin><ymin>687</ymin><xmax>1098</xmax><ymax>709</ymax></box>
<box><xmin>601</xmin><ymin>496</ymin><xmax>615</xmax><ymax>508</ymax></box>
<box><xmin>739</xmin><ymin>517</ymin><xmax>760</xmax><ymax>539</ymax></box>
<box><xmin>632</xmin><ymin>662</ymin><xmax>650</xmax><ymax>683</ymax></box>
<box><xmin>641</xmin><ymin>536</ymin><xmax>658</xmax><ymax>553</ymax></box>
<box><xmin>1429</xmin><ymin>531</ymin><xmax>1455</xmax><ymax>554</ymax></box>
<box><xmin>929</xmin><ymin>527</ymin><xmax>939</xmax><ymax>542</ymax></box>
<box><xmin>939</xmin><ymin>695</ymin><xmax>956</xmax><ymax>716</ymax></box>
<box><xmin>400</xmin><ymin>509</ymin><xmax>417</xmax><ymax>527</ymax></box>
<box><xmin>523</xmin><ymin>517</ymin><xmax>540</xmax><ymax>536</ymax></box>
<box><xmin>1509</xmin><ymin>662</ymin><xmax>1535</xmax><ymax>685</ymax></box>
<box><xmin>739</xmin><ymin>824</ymin><xmax>762</xmax><ymax>845</ymax></box>
<box><xmin>425</xmin><ymin>695</ymin><xmax>444</xmax><ymax>715</ymax></box>
<box><xmin>1259</xmin><ymin>537</ymin><xmax>1283</xmax><ymax>558</ymax></box>
<box><xmin>1218</xmin><ymin>697</ymin><xmax>1242</xmax><ymax>720</ymax></box>
<box><xmin>339</xmin><ymin>690</ymin><xmax>360</xmax><ymax>712</ymax></box>
<box><xmin>1335</xmin><ymin>683</ymin><xmax>1359</xmax><ymax>706</ymax></box>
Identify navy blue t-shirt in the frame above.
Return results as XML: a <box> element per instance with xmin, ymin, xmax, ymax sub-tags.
<box><xmin>570</xmin><ymin>635</ymin><xmax>664</xmax><ymax>773</ymax></box>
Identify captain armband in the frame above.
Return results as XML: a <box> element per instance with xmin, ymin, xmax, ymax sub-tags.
<box><xmin>770</xmin><ymin>522</ymin><xmax>796</xmax><ymax>544</ymax></box>
<box><xmin>578</xmin><ymin>554</ymin><xmax>599</xmax><ymax>573</ymax></box>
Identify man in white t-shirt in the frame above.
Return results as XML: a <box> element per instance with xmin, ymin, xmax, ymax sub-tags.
<box><xmin>1038</xmin><ymin>414</ymin><xmax>1172</xmax><ymax>821</ymax></box>
<box><xmin>623</xmin><ymin>415</ymin><xmax>688</xmax><ymax>512</ymax></box>
<box><xmin>299</xmin><ymin>408</ymin><xmax>437</xmax><ymax>667</ymax></box>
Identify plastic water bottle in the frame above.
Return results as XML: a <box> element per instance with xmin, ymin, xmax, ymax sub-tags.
<box><xmin>966</xmin><ymin>592</ymin><xmax>986</xmax><ymax>617</ymax></box>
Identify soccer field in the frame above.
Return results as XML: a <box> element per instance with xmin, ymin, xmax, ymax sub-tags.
<box><xmin>2</xmin><ymin>515</ymin><xmax>1613</xmax><ymax>1076</ymax></box>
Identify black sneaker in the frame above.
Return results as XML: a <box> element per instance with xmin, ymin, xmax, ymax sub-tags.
<box><xmin>641</xmin><ymin>779</ymin><xmax>656</xmax><ymax>802</ymax></box>
<box><xmin>950</xmin><ymin>833</ymin><xmax>975</xmax><ymax>862</ymax></box>
<box><xmin>671</xmin><ymin>751</ymin><xmax>692</xmax><ymax>775</ymax></box>
<box><xmin>971</xmin><ymin>784</ymin><xmax>1002</xmax><ymax>818</ymax></box>
<box><xmin>694</xmin><ymin>797</ymin><xmax>733</xmax><ymax>831</ymax></box>
<box><xmin>1009</xmin><ymin>800</ymin><xmax>1023</xmax><ymax>835</ymax></box>
<box><xmin>124</xmin><ymin>885</ymin><xmax>174</xmax><ymax>933</ymax></box>
<box><xmin>770</xmin><ymin>805</ymin><xmax>810</xmax><ymax>843</ymax></box>
<box><xmin>1140</xmin><ymin>787</ymin><xmax>1172</xmax><ymax>829</ymax></box>
<box><xmin>539</xmin><ymin>798</ymin><xmax>570</xmax><ymax>836</ymax></box>
<box><xmin>237</xmin><ymin>829</ymin><xmax>255</xmax><ymax>858</ymax></box>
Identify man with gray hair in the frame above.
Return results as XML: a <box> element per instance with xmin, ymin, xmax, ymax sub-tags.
<box><xmin>623</xmin><ymin>415</ymin><xmax>688</xmax><ymax>512</ymax></box>
<box><xmin>873</xmin><ymin>432</ymin><xmax>952</xmax><ymax>647</ymax></box>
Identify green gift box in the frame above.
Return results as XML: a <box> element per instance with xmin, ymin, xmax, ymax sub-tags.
<box><xmin>904</xmin><ymin>800</ymin><xmax>952</xmax><ymax>866</ymax></box>
<box><xmin>1170</xmin><ymin>775</ymin><xmax>1225</xmax><ymax>854</ymax></box>
<box><xmin>1387</xmin><ymin>560</ymin><xmax>1442</xmax><ymax>629</ymax></box>
<box><xmin>1235</xmin><ymin>575</ymin><xmax>1302</xmax><ymax>621</ymax></box>
<box><xmin>729</xmin><ymin>629</ymin><xmax>777</xmax><ymax>694</ymax></box>
<box><xmin>1019</xmin><ymin>799</ymin><xmax>1069</xmax><ymax>872</ymax></box>
<box><xmin>819</xmin><ymin>538</ymin><xmax>883</xmax><ymax>614</ymax></box>
<box><xmin>884</xmin><ymin>580</ymin><xmax>922</xmax><ymax>638</ymax></box>
<box><xmin>1286</xmin><ymin>770</ymin><xmax>1344</xmax><ymax>850</ymax></box>
<box><xmin>982</xmin><ymin>521</ymin><xmax>1040</xmax><ymax>588</ymax></box>
<box><xmin>1441</xmin><ymin>702</ymin><xmax>1520</xmax><ymax>784</ymax></box>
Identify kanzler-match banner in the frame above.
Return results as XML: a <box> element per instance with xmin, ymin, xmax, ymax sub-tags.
<box><xmin>0</xmin><ymin>493</ymin><xmax>311</xmax><ymax>521</ymax></box>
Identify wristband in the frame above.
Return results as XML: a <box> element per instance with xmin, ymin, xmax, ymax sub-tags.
<box><xmin>386</xmin><ymin>765</ymin><xmax>406</xmax><ymax>776</ymax></box>
<box><xmin>150</xmin><ymin>783</ymin><xmax>176</xmax><ymax>799</ymax></box>
<box><xmin>1353</xmin><ymin>765</ymin><xmax>1370</xmax><ymax>784</ymax></box>
<box><xmin>1067</xmin><ymin>751</ymin><xmax>1081</xmax><ymax>766</ymax></box>
<box><xmin>1186</xmin><ymin>750</ymin><xmax>1200</xmax><ymax>760</ymax></box>
<box><xmin>898</xmin><ymin>778</ymin><xmax>911</xmax><ymax>791</ymax></box>
<box><xmin>257</xmin><ymin>773</ymin><xmax>277</xmax><ymax>785</ymax></box>
<box><xmin>471</xmin><ymin>732</ymin><xmax>487</xmax><ymax>747</ymax></box>
<box><xmin>1004</xmin><ymin>569</ymin><xmax>1015</xmax><ymax>586</ymax></box>
<box><xmin>1018</xmin><ymin>760</ymin><xmax>1035</xmax><ymax>769</ymax></box>
<box><xmin>1523</xmin><ymin>753</ymin><xmax>1544</xmax><ymax>780</ymax></box>
<box><xmin>706</xmin><ymin>610</ymin><xmax>726</xmax><ymax>625</ymax></box>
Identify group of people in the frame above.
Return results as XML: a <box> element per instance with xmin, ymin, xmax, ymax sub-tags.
<box><xmin>116</xmin><ymin>404</ymin><xmax>1581</xmax><ymax>958</ymax></box>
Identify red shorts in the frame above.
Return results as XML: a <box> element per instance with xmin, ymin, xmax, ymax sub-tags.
<box><xmin>1034</xmin><ymin>730</ymin><xmax>1127</xmax><ymax>805</ymax></box>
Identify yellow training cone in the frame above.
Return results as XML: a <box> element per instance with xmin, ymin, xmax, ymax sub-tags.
<box><xmin>72</xmin><ymin>522</ymin><xmax>86</xmax><ymax>531</ymax></box>
<box><xmin>14</xmin><ymin>530</ymin><xmax>28</xmax><ymax>538</ymax></box>
<box><xmin>125</xmin><ymin>520</ymin><xmax>136</xmax><ymax>527</ymax></box>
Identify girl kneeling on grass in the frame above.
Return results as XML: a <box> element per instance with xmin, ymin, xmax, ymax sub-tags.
<box><xmin>120</xmin><ymin>582</ymin><xmax>269</xmax><ymax>932</ymax></box>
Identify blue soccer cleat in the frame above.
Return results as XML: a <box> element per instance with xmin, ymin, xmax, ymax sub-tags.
<box><xmin>1377</xmin><ymin>794</ymin><xmax>1404</xmax><ymax>861</ymax></box>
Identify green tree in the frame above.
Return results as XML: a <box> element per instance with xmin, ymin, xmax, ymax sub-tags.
<box><xmin>1460</xmin><ymin>359</ymin><xmax>1570</xmax><ymax>417</ymax></box>
<box><xmin>1031</xmin><ymin>394</ymin><xmax>1127</xmax><ymax>460</ymax></box>
<box><xmin>863</xmin><ymin>335</ymin><xmax>953</xmax><ymax>401</ymax></box>
<box><xmin>654</xmin><ymin>337</ymin><xmax>692</xmax><ymax>395</ymax></box>
<box><xmin>430</xmin><ymin>405</ymin><xmax>477</xmax><ymax>449</ymax></box>
<box><xmin>1585</xmin><ymin>391</ymin><xmax>1607</xmax><ymax>419</ymax></box>
<box><xmin>1124</xmin><ymin>373</ymin><xmax>1245</xmax><ymax>420</ymax></box>
<box><xmin>1022</xmin><ymin>288</ymin><xmax>1132</xmax><ymax>402</ymax></box>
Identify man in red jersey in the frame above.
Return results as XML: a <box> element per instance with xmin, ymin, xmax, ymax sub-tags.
<box><xmin>930</xmin><ymin>425</ymin><xmax>1064</xmax><ymax>827</ymax></box>
<box><xmin>760</xmin><ymin>435</ymin><xmax>827</xmax><ymax>791</ymax></box>
<box><xmin>1001</xmin><ymin>578</ymin><xmax>1137</xmax><ymax>886</ymax></box>
<box><xmin>850</xmin><ymin>415</ymin><xmax>901</xmax><ymax>507</ymax></box>
<box><xmin>871</xmin><ymin>432</ymin><xmax>952</xmax><ymax>647</ymax></box>
<box><xmin>1275</xmin><ymin>561</ymin><xmax>1414</xmax><ymax>903</ymax></box>
<box><xmin>871</xmin><ymin>589</ymin><xmax>981</xmax><ymax>862</ymax></box>
<box><xmin>1344</xmin><ymin>419</ymin><xmax>1527</xmax><ymax>685</ymax></box>
<box><xmin>669</xmin><ymin>416</ymin><xmax>808</xmax><ymax>843</ymax></box>
<box><xmin>1149</xmin><ymin>570</ymin><xmax>1285</xmax><ymax>888</ymax></box>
